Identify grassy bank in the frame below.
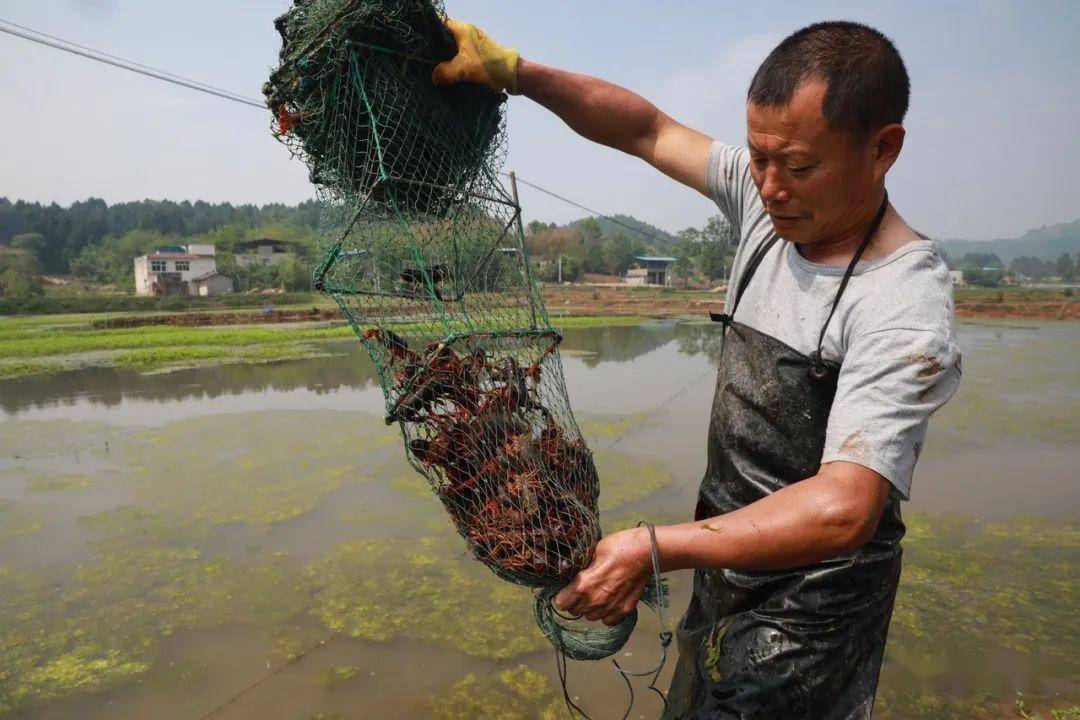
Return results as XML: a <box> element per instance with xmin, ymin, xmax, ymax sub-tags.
<box><xmin>0</xmin><ymin>312</ymin><xmax>653</xmax><ymax>379</ymax></box>
<box><xmin>0</xmin><ymin>292</ymin><xmax>327</xmax><ymax>316</ymax></box>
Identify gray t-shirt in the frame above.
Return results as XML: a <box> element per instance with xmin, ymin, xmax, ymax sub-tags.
<box><xmin>707</xmin><ymin>141</ymin><xmax>961</xmax><ymax>499</ymax></box>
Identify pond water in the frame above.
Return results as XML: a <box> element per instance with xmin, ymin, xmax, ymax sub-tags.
<box><xmin>0</xmin><ymin>320</ymin><xmax>1076</xmax><ymax>719</ymax></box>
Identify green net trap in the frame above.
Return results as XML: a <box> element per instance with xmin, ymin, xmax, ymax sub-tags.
<box><xmin>265</xmin><ymin>0</ymin><xmax>664</xmax><ymax>665</ymax></box>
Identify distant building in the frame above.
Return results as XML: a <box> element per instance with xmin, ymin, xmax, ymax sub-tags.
<box><xmin>623</xmin><ymin>256</ymin><xmax>676</xmax><ymax>286</ymax></box>
<box><xmin>190</xmin><ymin>271</ymin><xmax>235</xmax><ymax>297</ymax></box>
<box><xmin>134</xmin><ymin>244</ymin><xmax>232</xmax><ymax>296</ymax></box>
<box><xmin>234</xmin><ymin>239</ymin><xmax>298</xmax><ymax>268</ymax></box>
<box><xmin>949</xmin><ymin>270</ymin><xmax>966</xmax><ymax>286</ymax></box>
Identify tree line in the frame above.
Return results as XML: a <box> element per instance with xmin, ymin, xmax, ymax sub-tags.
<box><xmin>945</xmin><ymin>250</ymin><xmax>1079</xmax><ymax>286</ymax></box>
<box><xmin>0</xmin><ymin>197</ymin><xmax>322</xmax><ymax>297</ymax></box>
<box><xmin>525</xmin><ymin>215</ymin><xmax>735</xmax><ymax>286</ymax></box>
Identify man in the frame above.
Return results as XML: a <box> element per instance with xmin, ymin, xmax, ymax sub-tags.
<box><xmin>434</xmin><ymin>19</ymin><xmax>961</xmax><ymax>719</ymax></box>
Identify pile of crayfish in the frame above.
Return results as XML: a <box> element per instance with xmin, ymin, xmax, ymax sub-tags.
<box><xmin>364</xmin><ymin>327</ymin><xmax>599</xmax><ymax>583</ymax></box>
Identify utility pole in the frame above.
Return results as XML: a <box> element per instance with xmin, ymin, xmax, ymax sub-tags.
<box><xmin>557</xmin><ymin>253</ymin><xmax>562</xmax><ymax>284</ymax></box>
<box><xmin>508</xmin><ymin>170</ymin><xmax>538</xmax><ymax>327</ymax></box>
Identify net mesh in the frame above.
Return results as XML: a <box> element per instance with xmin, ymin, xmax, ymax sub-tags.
<box><xmin>264</xmin><ymin>0</ymin><xmax>601</xmax><ymax>590</ymax></box>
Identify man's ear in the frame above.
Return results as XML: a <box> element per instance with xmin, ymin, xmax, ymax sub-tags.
<box><xmin>873</xmin><ymin>123</ymin><xmax>905</xmax><ymax>177</ymax></box>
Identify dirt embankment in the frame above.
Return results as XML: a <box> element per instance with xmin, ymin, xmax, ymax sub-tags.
<box><xmin>86</xmin><ymin>287</ymin><xmax>1078</xmax><ymax>328</ymax></box>
<box><xmin>954</xmin><ymin>300</ymin><xmax>1080</xmax><ymax>321</ymax></box>
<box><xmin>91</xmin><ymin>308</ymin><xmax>342</xmax><ymax>329</ymax></box>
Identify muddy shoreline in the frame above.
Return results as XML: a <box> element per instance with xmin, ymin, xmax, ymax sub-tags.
<box><xmin>80</xmin><ymin>287</ymin><xmax>1080</xmax><ymax>329</ymax></box>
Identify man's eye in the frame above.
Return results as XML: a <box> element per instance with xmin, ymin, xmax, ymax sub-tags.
<box><xmin>788</xmin><ymin>165</ymin><xmax>812</xmax><ymax>174</ymax></box>
<box><xmin>751</xmin><ymin>157</ymin><xmax>768</xmax><ymax>168</ymax></box>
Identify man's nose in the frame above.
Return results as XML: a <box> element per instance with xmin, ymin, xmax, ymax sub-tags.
<box><xmin>759</xmin><ymin>166</ymin><xmax>790</xmax><ymax>205</ymax></box>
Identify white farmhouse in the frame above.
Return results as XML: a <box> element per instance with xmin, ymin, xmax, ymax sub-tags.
<box><xmin>134</xmin><ymin>244</ymin><xmax>232</xmax><ymax>296</ymax></box>
<box><xmin>234</xmin><ymin>239</ymin><xmax>298</xmax><ymax>268</ymax></box>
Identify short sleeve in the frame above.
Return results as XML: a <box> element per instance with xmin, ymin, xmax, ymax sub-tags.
<box><xmin>706</xmin><ymin>141</ymin><xmax>762</xmax><ymax>245</ymax></box>
<box><xmin>821</xmin><ymin>327</ymin><xmax>962</xmax><ymax>499</ymax></box>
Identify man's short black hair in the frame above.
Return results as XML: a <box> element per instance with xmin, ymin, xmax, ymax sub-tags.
<box><xmin>748</xmin><ymin>21</ymin><xmax>910</xmax><ymax>140</ymax></box>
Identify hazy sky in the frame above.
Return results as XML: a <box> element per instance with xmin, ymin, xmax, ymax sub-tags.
<box><xmin>1</xmin><ymin>1</ymin><xmax>1077</xmax><ymax>239</ymax></box>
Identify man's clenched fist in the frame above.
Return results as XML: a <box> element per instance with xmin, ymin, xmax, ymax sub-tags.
<box><xmin>432</xmin><ymin>19</ymin><xmax>520</xmax><ymax>94</ymax></box>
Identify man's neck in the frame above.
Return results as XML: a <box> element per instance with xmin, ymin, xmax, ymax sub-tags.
<box><xmin>797</xmin><ymin>192</ymin><xmax>902</xmax><ymax>266</ymax></box>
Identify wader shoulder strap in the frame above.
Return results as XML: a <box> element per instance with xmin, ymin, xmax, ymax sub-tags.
<box><xmin>710</xmin><ymin>234</ymin><xmax>782</xmax><ymax>324</ymax></box>
<box><xmin>808</xmin><ymin>190</ymin><xmax>890</xmax><ymax>380</ymax></box>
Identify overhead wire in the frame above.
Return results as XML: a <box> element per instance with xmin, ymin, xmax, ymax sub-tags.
<box><xmin>0</xmin><ymin>17</ymin><xmax>266</xmax><ymax>108</ymax></box>
<box><xmin>0</xmin><ymin>16</ymin><xmax>684</xmax><ymax>247</ymax></box>
<box><xmin>505</xmin><ymin>173</ymin><xmax>681</xmax><ymax>252</ymax></box>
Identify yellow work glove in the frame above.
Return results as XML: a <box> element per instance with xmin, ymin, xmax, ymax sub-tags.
<box><xmin>431</xmin><ymin>19</ymin><xmax>520</xmax><ymax>95</ymax></box>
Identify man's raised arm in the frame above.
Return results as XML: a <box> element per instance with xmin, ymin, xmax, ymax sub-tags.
<box><xmin>432</xmin><ymin>20</ymin><xmax>714</xmax><ymax>197</ymax></box>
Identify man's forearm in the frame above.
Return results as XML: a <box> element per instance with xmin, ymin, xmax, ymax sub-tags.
<box><xmin>653</xmin><ymin>464</ymin><xmax>892</xmax><ymax>572</ymax></box>
<box><xmin>517</xmin><ymin>58</ymin><xmax>663</xmax><ymax>157</ymax></box>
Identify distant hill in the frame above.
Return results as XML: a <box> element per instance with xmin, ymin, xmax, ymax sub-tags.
<box><xmin>568</xmin><ymin>214</ymin><xmax>679</xmax><ymax>253</ymax></box>
<box><xmin>938</xmin><ymin>219</ymin><xmax>1080</xmax><ymax>263</ymax></box>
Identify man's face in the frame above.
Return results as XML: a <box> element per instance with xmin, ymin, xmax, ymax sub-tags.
<box><xmin>746</xmin><ymin>78</ymin><xmax>880</xmax><ymax>245</ymax></box>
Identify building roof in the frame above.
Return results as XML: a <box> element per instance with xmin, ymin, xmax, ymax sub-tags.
<box><xmin>235</xmin><ymin>238</ymin><xmax>299</xmax><ymax>250</ymax></box>
<box><xmin>190</xmin><ymin>271</ymin><xmax>231</xmax><ymax>283</ymax></box>
<box><xmin>635</xmin><ymin>255</ymin><xmax>676</xmax><ymax>263</ymax></box>
<box><xmin>147</xmin><ymin>253</ymin><xmax>204</xmax><ymax>261</ymax></box>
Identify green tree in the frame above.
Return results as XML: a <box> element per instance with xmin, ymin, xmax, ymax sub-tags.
<box><xmin>602</xmin><ymin>233</ymin><xmax>645</xmax><ymax>276</ymax></box>
<box><xmin>1055</xmin><ymin>252</ymin><xmax>1077</xmax><ymax>281</ymax></box>
<box><xmin>10</xmin><ymin>233</ymin><xmax>46</xmax><ymax>260</ymax></box>
<box><xmin>577</xmin><ymin>217</ymin><xmax>605</xmax><ymax>274</ymax></box>
<box><xmin>0</xmin><ymin>249</ymin><xmax>43</xmax><ymax>297</ymax></box>
<box><xmin>578</xmin><ymin>217</ymin><xmax>602</xmax><ymax>242</ymax></box>
<box><xmin>963</xmin><ymin>266</ymin><xmax>1002</xmax><ymax>287</ymax></box>
<box><xmin>278</xmin><ymin>256</ymin><xmax>312</xmax><ymax>291</ymax></box>
<box><xmin>701</xmin><ymin>215</ymin><xmax>735</xmax><ymax>246</ymax></box>
<box><xmin>959</xmin><ymin>252</ymin><xmax>1004</xmax><ymax>270</ymax></box>
<box><xmin>1009</xmin><ymin>255</ymin><xmax>1048</xmax><ymax>279</ymax></box>
<box><xmin>673</xmin><ymin>247</ymin><xmax>696</xmax><ymax>284</ymax></box>
<box><xmin>697</xmin><ymin>241</ymin><xmax>727</xmax><ymax>281</ymax></box>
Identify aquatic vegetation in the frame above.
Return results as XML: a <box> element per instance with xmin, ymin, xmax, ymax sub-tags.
<box><xmin>0</xmin><ymin>499</ymin><xmax>42</xmax><ymax>544</ymax></box>
<box><xmin>930</xmin><ymin>330</ymin><xmax>1080</xmax><ymax>448</ymax></box>
<box><xmin>427</xmin><ymin>666</ymin><xmax>565</xmax><ymax>720</ymax></box>
<box><xmin>305</xmin><ymin>537</ymin><xmax>546</xmax><ymax>659</ymax></box>
<box><xmin>592</xmin><ymin>450</ymin><xmax>673</xmax><ymax>511</ymax></box>
<box><xmin>498</xmin><ymin>666</ymin><xmax>551</xmax><ymax>703</ymax></box>
<box><xmin>889</xmin><ymin>514</ymin><xmax>1080</xmax><ymax>674</ymax></box>
<box><xmin>113</xmin><ymin>411</ymin><xmax>395</xmax><ymax>526</ymax></box>
<box><xmin>0</xmin><ymin>359</ymin><xmax>67</xmax><ymax>379</ymax></box>
<box><xmin>0</xmin><ymin>508</ymin><xmax>304</xmax><ymax>715</ymax></box>
<box><xmin>873</xmin><ymin>687</ymin><xmax>998</xmax><ymax>719</ymax></box>
<box><xmin>577</xmin><ymin>411</ymin><xmax>652</xmax><ymax>440</ymax></box>
<box><xmin>338</xmin><ymin>502</ymin><xmax>367</xmax><ymax>523</ymax></box>
<box><xmin>0</xmin><ymin>313</ymin><xmax>651</xmax><ymax>379</ymax></box>
<box><xmin>314</xmin><ymin>664</ymin><xmax>360</xmax><ymax>687</ymax></box>
<box><xmin>25</xmin><ymin>474</ymin><xmax>91</xmax><ymax>493</ymax></box>
<box><xmin>1016</xmin><ymin>698</ymin><xmax>1080</xmax><ymax>720</ymax></box>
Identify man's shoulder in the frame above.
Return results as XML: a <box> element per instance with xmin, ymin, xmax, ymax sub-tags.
<box><xmin>850</xmin><ymin>239</ymin><xmax>956</xmax><ymax>337</ymax></box>
<box><xmin>707</xmin><ymin>142</ymin><xmax>764</xmax><ymax>233</ymax></box>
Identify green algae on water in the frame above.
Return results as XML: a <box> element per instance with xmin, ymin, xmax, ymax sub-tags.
<box><xmin>577</xmin><ymin>411</ymin><xmax>652</xmax><ymax>440</ymax></box>
<box><xmin>0</xmin><ymin>506</ymin><xmax>305</xmax><ymax>715</ymax></box>
<box><xmin>427</xmin><ymin>667</ymin><xmax>567</xmax><ymax>720</ymax></box>
<box><xmin>113</xmin><ymin>411</ymin><xmax>394</xmax><ymax>526</ymax></box>
<box><xmin>25</xmin><ymin>474</ymin><xmax>91</xmax><ymax>493</ymax></box>
<box><xmin>593</xmin><ymin>450</ymin><xmax>673</xmax><ymax>511</ymax></box>
<box><xmin>889</xmin><ymin>514</ymin><xmax>1080</xmax><ymax>675</ymax></box>
<box><xmin>0</xmin><ymin>499</ymin><xmax>42</xmax><ymax>544</ymax></box>
<box><xmin>314</xmin><ymin>664</ymin><xmax>360</xmax><ymax>687</ymax></box>
<box><xmin>305</xmin><ymin>537</ymin><xmax>545</xmax><ymax>660</ymax></box>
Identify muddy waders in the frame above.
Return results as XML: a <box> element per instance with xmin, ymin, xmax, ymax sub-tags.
<box><xmin>664</xmin><ymin>194</ymin><xmax>905</xmax><ymax>720</ymax></box>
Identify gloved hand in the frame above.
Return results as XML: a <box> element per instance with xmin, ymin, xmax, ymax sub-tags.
<box><xmin>431</xmin><ymin>19</ymin><xmax>520</xmax><ymax>95</ymax></box>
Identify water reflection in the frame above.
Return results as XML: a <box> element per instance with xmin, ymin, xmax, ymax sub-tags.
<box><xmin>0</xmin><ymin>323</ymin><xmax>726</xmax><ymax>417</ymax></box>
